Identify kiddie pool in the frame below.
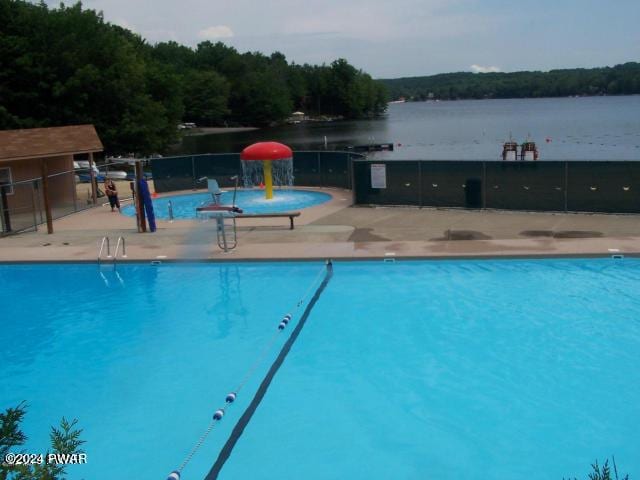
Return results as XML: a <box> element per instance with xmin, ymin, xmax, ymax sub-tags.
<box><xmin>120</xmin><ymin>189</ymin><xmax>332</xmax><ymax>220</ymax></box>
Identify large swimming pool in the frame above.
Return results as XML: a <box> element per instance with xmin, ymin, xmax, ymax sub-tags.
<box><xmin>1</xmin><ymin>259</ymin><xmax>639</xmax><ymax>479</ymax></box>
<box><xmin>121</xmin><ymin>189</ymin><xmax>332</xmax><ymax>219</ymax></box>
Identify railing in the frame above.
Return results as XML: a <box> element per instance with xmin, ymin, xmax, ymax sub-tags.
<box><xmin>167</xmin><ymin>200</ymin><xmax>174</xmax><ymax>222</ymax></box>
<box><xmin>97</xmin><ymin>236</ymin><xmax>111</xmax><ymax>263</ymax></box>
<box><xmin>114</xmin><ymin>236</ymin><xmax>127</xmax><ymax>261</ymax></box>
<box><xmin>98</xmin><ymin>236</ymin><xmax>126</xmax><ymax>265</ymax></box>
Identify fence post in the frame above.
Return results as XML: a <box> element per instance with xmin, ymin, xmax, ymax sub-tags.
<box><xmin>418</xmin><ymin>161</ymin><xmax>423</xmax><ymax>207</ymax></box>
<box><xmin>89</xmin><ymin>152</ymin><xmax>97</xmax><ymax>205</ymax></box>
<box><xmin>135</xmin><ymin>161</ymin><xmax>147</xmax><ymax>233</ymax></box>
<box><xmin>31</xmin><ymin>181</ymin><xmax>39</xmax><ymax>232</ymax></box>
<box><xmin>350</xmin><ymin>158</ymin><xmax>356</xmax><ymax>205</ymax></box>
<box><xmin>191</xmin><ymin>156</ymin><xmax>196</xmax><ymax>189</ymax></box>
<box><xmin>564</xmin><ymin>161</ymin><xmax>569</xmax><ymax>212</ymax></box>
<box><xmin>71</xmin><ymin>168</ymin><xmax>79</xmax><ymax>212</ymax></box>
<box><xmin>0</xmin><ymin>184</ymin><xmax>10</xmax><ymax>233</ymax></box>
<box><xmin>482</xmin><ymin>161</ymin><xmax>487</xmax><ymax>209</ymax></box>
<box><xmin>40</xmin><ymin>160</ymin><xmax>54</xmax><ymax>234</ymax></box>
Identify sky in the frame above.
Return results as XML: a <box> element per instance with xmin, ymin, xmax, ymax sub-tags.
<box><xmin>46</xmin><ymin>0</ymin><xmax>640</xmax><ymax>78</ymax></box>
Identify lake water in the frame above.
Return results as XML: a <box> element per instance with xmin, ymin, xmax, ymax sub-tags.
<box><xmin>178</xmin><ymin>96</ymin><xmax>640</xmax><ymax>160</ymax></box>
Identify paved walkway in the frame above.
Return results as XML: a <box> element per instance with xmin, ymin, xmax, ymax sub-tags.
<box><xmin>1</xmin><ymin>187</ymin><xmax>639</xmax><ymax>261</ymax></box>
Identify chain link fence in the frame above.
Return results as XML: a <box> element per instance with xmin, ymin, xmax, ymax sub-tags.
<box><xmin>1</xmin><ymin>168</ymin><xmax>97</xmax><ymax>236</ymax></box>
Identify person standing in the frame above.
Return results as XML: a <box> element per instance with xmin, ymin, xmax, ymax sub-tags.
<box><xmin>105</xmin><ymin>179</ymin><xmax>120</xmax><ymax>212</ymax></box>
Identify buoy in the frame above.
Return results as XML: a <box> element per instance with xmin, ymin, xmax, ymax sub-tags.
<box><xmin>226</xmin><ymin>392</ymin><xmax>236</xmax><ymax>403</ymax></box>
<box><xmin>167</xmin><ymin>471</ymin><xmax>180</xmax><ymax>480</ymax></box>
<box><xmin>278</xmin><ymin>322</ymin><xmax>286</xmax><ymax>330</ymax></box>
<box><xmin>213</xmin><ymin>409</ymin><xmax>224</xmax><ymax>420</ymax></box>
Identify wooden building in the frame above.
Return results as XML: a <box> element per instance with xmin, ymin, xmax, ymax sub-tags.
<box><xmin>0</xmin><ymin>125</ymin><xmax>103</xmax><ymax>234</ymax></box>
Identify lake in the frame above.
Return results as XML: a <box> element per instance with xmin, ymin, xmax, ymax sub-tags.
<box><xmin>177</xmin><ymin>96</ymin><xmax>640</xmax><ymax>160</ymax></box>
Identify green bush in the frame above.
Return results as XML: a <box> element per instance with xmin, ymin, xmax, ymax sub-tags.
<box><xmin>0</xmin><ymin>402</ymin><xmax>84</xmax><ymax>480</ymax></box>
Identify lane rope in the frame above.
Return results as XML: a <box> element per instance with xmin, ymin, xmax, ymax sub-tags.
<box><xmin>205</xmin><ymin>259</ymin><xmax>334</xmax><ymax>480</ymax></box>
<box><xmin>166</xmin><ymin>260</ymin><xmax>333</xmax><ymax>480</ymax></box>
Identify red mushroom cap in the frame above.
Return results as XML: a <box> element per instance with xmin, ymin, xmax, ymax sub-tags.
<box><xmin>240</xmin><ymin>142</ymin><xmax>293</xmax><ymax>161</ymax></box>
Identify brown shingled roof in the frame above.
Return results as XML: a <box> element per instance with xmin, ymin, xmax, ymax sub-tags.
<box><xmin>0</xmin><ymin>125</ymin><xmax>103</xmax><ymax>162</ymax></box>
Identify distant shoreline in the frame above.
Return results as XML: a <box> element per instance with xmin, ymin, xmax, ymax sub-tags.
<box><xmin>388</xmin><ymin>93</ymin><xmax>640</xmax><ymax>103</ymax></box>
<box><xmin>183</xmin><ymin>127</ymin><xmax>259</xmax><ymax>136</ymax></box>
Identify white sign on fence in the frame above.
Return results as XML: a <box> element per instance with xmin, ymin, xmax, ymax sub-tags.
<box><xmin>371</xmin><ymin>164</ymin><xmax>387</xmax><ymax>189</ymax></box>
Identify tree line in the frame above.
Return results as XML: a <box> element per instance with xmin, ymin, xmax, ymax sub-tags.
<box><xmin>0</xmin><ymin>1</ymin><xmax>388</xmax><ymax>154</ymax></box>
<box><xmin>382</xmin><ymin>63</ymin><xmax>640</xmax><ymax>101</ymax></box>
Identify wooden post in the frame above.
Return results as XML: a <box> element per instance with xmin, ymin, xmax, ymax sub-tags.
<box><xmin>31</xmin><ymin>181</ymin><xmax>39</xmax><ymax>232</ymax></box>
<box><xmin>41</xmin><ymin>159</ymin><xmax>54</xmax><ymax>234</ymax></box>
<box><xmin>89</xmin><ymin>152</ymin><xmax>97</xmax><ymax>205</ymax></box>
<box><xmin>135</xmin><ymin>161</ymin><xmax>147</xmax><ymax>232</ymax></box>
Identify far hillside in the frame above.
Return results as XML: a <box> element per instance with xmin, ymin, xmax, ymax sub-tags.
<box><xmin>381</xmin><ymin>63</ymin><xmax>640</xmax><ymax>101</ymax></box>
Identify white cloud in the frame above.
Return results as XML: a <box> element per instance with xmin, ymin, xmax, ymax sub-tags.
<box><xmin>198</xmin><ymin>25</ymin><xmax>234</xmax><ymax>40</ymax></box>
<box><xmin>470</xmin><ymin>64</ymin><xmax>501</xmax><ymax>73</ymax></box>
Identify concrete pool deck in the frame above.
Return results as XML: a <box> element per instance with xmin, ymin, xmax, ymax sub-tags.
<box><xmin>1</xmin><ymin>187</ymin><xmax>640</xmax><ymax>262</ymax></box>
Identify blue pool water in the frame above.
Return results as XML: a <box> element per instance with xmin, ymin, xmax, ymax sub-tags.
<box><xmin>120</xmin><ymin>189</ymin><xmax>332</xmax><ymax>219</ymax></box>
<box><xmin>1</xmin><ymin>259</ymin><xmax>639</xmax><ymax>479</ymax></box>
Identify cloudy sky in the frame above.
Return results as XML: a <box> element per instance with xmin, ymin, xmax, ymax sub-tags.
<box><xmin>47</xmin><ymin>0</ymin><xmax>639</xmax><ymax>78</ymax></box>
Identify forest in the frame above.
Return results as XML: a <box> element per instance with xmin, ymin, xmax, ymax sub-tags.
<box><xmin>0</xmin><ymin>0</ymin><xmax>388</xmax><ymax>154</ymax></box>
<box><xmin>382</xmin><ymin>63</ymin><xmax>640</xmax><ymax>101</ymax></box>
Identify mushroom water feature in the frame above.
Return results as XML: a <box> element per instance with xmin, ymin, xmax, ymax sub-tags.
<box><xmin>240</xmin><ymin>142</ymin><xmax>294</xmax><ymax>200</ymax></box>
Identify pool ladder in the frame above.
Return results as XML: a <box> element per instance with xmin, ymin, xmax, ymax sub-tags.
<box><xmin>216</xmin><ymin>214</ymin><xmax>237</xmax><ymax>252</ymax></box>
<box><xmin>98</xmin><ymin>236</ymin><xmax>127</xmax><ymax>264</ymax></box>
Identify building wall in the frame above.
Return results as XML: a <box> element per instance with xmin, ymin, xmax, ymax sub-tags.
<box><xmin>1</xmin><ymin>155</ymin><xmax>76</xmax><ymax>229</ymax></box>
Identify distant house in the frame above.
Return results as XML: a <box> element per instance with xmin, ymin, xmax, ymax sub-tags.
<box><xmin>0</xmin><ymin>125</ymin><xmax>103</xmax><ymax>234</ymax></box>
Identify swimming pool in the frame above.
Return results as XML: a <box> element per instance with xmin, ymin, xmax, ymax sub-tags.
<box><xmin>120</xmin><ymin>189</ymin><xmax>332</xmax><ymax>219</ymax></box>
<box><xmin>1</xmin><ymin>259</ymin><xmax>639</xmax><ymax>479</ymax></box>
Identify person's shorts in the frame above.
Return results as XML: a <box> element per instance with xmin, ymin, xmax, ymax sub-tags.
<box><xmin>108</xmin><ymin>195</ymin><xmax>120</xmax><ymax>208</ymax></box>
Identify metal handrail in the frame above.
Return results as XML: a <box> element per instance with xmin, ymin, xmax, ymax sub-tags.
<box><xmin>98</xmin><ymin>237</ymin><xmax>111</xmax><ymax>263</ymax></box>
<box><xmin>167</xmin><ymin>201</ymin><xmax>174</xmax><ymax>222</ymax></box>
<box><xmin>114</xmin><ymin>236</ymin><xmax>127</xmax><ymax>261</ymax></box>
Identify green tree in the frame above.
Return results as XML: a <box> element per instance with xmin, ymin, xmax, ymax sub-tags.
<box><xmin>381</xmin><ymin>63</ymin><xmax>640</xmax><ymax>101</ymax></box>
<box><xmin>230</xmin><ymin>69</ymin><xmax>292</xmax><ymax>126</ymax></box>
<box><xmin>1</xmin><ymin>402</ymin><xmax>85</xmax><ymax>480</ymax></box>
<box><xmin>0</xmin><ymin>0</ymin><xmax>388</xmax><ymax>152</ymax></box>
<box><xmin>183</xmin><ymin>70</ymin><xmax>229</xmax><ymax>126</ymax></box>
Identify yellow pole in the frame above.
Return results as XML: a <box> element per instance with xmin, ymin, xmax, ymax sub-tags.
<box><xmin>263</xmin><ymin>160</ymin><xmax>273</xmax><ymax>199</ymax></box>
